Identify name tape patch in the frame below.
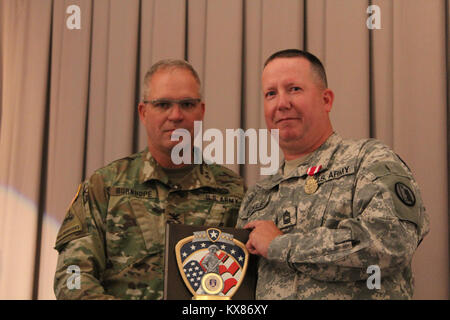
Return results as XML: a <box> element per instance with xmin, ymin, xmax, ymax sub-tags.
<box><xmin>317</xmin><ymin>166</ymin><xmax>355</xmax><ymax>184</ymax></box>
<box><xmin>108</xmin><ymin>187</ymin><xmax>156</xmax><ymax>198</ymax></box>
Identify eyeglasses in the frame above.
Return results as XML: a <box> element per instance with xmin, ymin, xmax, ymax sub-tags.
<box><xmin>143</xmin><ymin>98</ymin><xmax>201</xmax><ymax>111</ymax></box>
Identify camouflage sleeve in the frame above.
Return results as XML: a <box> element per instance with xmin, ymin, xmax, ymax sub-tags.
<box><xmin>54</xmin><ymin>173</ymin><xmax>116</xmax><ymax>299</ymax></box>
<box><xmin>267</xmin><ymin>146</ymin><xmax>429</xmax><ymax>282</ymax></box>
<box><xmin>236</xmin><ymin>185</ymin><xmax>258</xmax><ymax>229</ymax></box>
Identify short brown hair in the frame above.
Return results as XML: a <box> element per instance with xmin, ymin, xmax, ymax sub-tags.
<box><xmin>264</xmin><ymin>49</ymin><xmax>328</xmax><ymax>88</ymax></box>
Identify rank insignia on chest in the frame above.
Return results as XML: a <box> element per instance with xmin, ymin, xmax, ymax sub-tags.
<box><xmin>175</xmin><ymin>228</ymin><xmax>249</xmax><ymax>300</ymax></box>
<box><xmin>283</xmin><ymin>210</ymin><xmax>291</xmax><ymax>224</ymax></box>
<box><xmin>305</xmin><ymin>165</ymin><xmax>322</xmax><ymax>194</ymax></box>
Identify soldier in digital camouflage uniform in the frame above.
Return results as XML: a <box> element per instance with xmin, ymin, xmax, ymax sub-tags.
<box><xmin>54</xmin><ymin>59</ymin><xmax>244</xmax><ymax>299</ymax></box>
<box><xmin>237</xmin><ymin>49</ymin><xmax>429</xmax><ymax>300</ymax></box>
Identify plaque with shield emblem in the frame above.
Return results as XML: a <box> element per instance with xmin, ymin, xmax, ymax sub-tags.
<box><xmin>164</xmin><ymin>224</ymin><xmax>256</xmax><ymax>300</ymax></box>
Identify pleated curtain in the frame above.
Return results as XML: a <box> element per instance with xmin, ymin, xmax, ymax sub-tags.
<box><xmin>0</xmin><ymin>0</ymin><xmax>448</xmax><ymax>299</ymax></box>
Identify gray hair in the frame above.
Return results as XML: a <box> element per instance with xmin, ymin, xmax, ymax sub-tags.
<box><xmin>142</xmin><ymin>59</ymin><xmax>202</xmax><ymax>100</ymax></box>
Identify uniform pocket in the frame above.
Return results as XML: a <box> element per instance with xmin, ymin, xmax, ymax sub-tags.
<box><xmin>247</xmin><ymin>193</ymin><xmax>271</xmax><ymax>215</ymax></box>
<box><xmin>105</xmin><ymin>197</ymin><xmax>163</xmax><ymax>275</ymax></box>
<box><xmin>297</xmin><ymin>181</ymin><xmax>334</xmax><ymax>232</ymax></box>
<box><xmin>206</xmin><ymin>202</ymin><xmax>240</xmax><ymax>227</ymax></box>
<box><xmin>129</xmin><ymin>198</ymin><xmax>165</xmax><ymax>253</ymax></box>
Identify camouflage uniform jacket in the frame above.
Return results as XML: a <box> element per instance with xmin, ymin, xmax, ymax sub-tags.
<box><xmin>54</xmin><ymin>149</ymin><xmax>244</xmax><ymax>299</ymax></box>
<box><xmin>237</xmin><ymin>133</ymin><xmax>429</xmax><ymax>299</ymax></box>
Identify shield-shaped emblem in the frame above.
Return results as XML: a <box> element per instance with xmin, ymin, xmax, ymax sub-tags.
<box><xmin>175</xmin><ymin>228</ymin><xmax>249</xmax><ymax>300</ymax></box>
<box><xmin>207</xmin><ymin>228</ymin><xmax>221</xmax><ymax>242</ymax></box>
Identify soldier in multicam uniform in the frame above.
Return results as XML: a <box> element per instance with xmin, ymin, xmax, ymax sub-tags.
<box><xmin>54</xmin><ymin>59</ymin><xmax>244</xmax><ymax>299</ymax></box>
<box><xmin>237</xmin><ymin>49</ymin><xmax>429</xmax><ymax>299</ymax></box>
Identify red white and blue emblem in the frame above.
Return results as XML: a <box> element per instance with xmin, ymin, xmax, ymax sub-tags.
<box><xmin>175</xmin><ymin>228</ymin><xmax>249</xmax><ymax>299</ymax></box>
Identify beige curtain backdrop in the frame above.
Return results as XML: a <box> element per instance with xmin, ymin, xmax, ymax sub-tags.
<box><xmin>0</xmin><ymin>0</ymin><xmax>448</xmax><ymax>300</ymax></box>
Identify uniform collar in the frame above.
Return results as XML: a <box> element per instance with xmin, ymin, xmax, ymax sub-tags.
<box><xmin>257</xmin><ymin>132</ymin><xmax>342</xmax><ymax>190</ymax></box>
<box><xmin>139</xmin><ymin>149</ymin><xmax>218</xmax><ymax>190</ymax></box>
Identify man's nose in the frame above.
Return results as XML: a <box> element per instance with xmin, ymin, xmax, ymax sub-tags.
<box><xmin>276</xmin><ymin>92</ymin><xmax>291</xmax><ymax>110</ymax></box>
<box><xmin>167</xmin><ymin>104</ymin><xmax>184</xmax><ymax>121</ymax></box>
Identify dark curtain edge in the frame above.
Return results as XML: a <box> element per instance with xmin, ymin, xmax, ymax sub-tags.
<box><xmin>132</xmin><ymin>0</ymin><xmax>142</xmax><ymax>155</ymax></box>
<box><xmin>368</xmin><ymin>0</ymin><xmax>375</xmax><ymax>139</ymax></box>
<box><xmin>32</xmin><ymin>0</ymin><xmax>54</xmax><ymax>300</ymax></box>
<box><xmin>445</xmin><ymin>0</ymin><xmax>450</xmax><ymax>297</ymax></box>
<box><xmin>82</xmin><ymin>1</ymin><xmax>95</xmax><ymax>181</ymax></box>
<box><xmin>239</xmin><ymin>0</ymin><xmax>246</xmax><ymax>179</ymax></box>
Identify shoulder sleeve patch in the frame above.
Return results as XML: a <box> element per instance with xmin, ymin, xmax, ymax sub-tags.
<box><xmin>368</xmin><ymin>162</ymin><xmax>421</xmax><ymax>227</ymax></box>
<box><xmin>395</xmin><ymin>182</ymin><xmax>416</xmax><ymax>207</ymax></box>
<box><xmin>55</xmin><ymin>184</ymin><xmax>89</xmax><ymax>252</ymax></box>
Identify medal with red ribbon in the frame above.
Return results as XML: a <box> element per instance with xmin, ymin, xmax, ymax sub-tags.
<box><xmin>304</xmin><ymin>165</ymin><xmax>322</xmax><ymax>194</ymax></box>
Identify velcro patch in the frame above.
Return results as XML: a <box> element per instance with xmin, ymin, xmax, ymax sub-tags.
<box><xmin>56</xmin><ymin>211</ymin><xmax>82</xmax><ymax>239</ymax></box>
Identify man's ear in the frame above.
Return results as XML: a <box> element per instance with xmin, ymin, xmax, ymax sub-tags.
<box><xmin>322</xmin><ymin>89</ymin><xmax>334</xmax><ymax>113</ymax></box>
<box><xmin>138</xmin><ymin>103</ymin><xmax>146</xmax><ymax>121</ymax></box>
<box><xmin>200</xmin><ymin>102</ymin><xmax>205</xmax><ymax>118</ymax></box>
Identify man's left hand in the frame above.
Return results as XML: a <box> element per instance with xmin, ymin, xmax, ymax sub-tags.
<box><xmin>243</xmin><ymin>220</ymin><xmax>283</xmax><ymax>258</ymax></box>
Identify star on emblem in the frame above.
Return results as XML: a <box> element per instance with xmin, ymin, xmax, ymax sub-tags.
<box><xmin>210</xmin><ymin>230</ymin><xmax>218</xmax><ymax>239</ymax></box>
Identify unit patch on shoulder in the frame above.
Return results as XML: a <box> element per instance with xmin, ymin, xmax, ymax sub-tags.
<box><xmin>55</xmin><ymin>208</ymin><xmax>85</xmax><ymax>252</ymax></box>
<box><xmin>395</xmin><ymin>182</ymin><xmax>416</xmax><ymax>207</ymax></box>
<box><xmin>54</xmin><ymin>184</ymin><xmax>88</xmax><ymax>252</ymax></box>
<box><xmin>368</xmin><ymin>161</ymin><xmax>420</xmax><ymax>227</ymax></box>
